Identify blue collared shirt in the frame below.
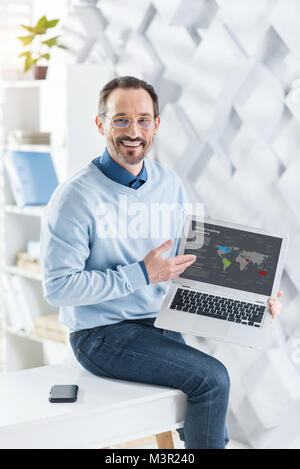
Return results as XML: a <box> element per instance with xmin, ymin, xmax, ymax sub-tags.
<box><xmin>93</xmin><ymin>148</ymin><xmax>150</xmax><ymax>284</ymax></box>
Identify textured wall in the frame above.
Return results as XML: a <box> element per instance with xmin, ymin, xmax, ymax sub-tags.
<box><xmin>63</xmin><ymin>0</ymin><xmax>300</xmax><ymax>448</ymax></box>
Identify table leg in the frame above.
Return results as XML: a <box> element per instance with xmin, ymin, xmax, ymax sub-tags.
<box><xmin>155</xmin><ymin>431</ymin><xmax>174</xmax><ymax>449</ymax></box>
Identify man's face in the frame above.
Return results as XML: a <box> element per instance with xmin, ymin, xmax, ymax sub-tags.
<box><xmin>96</xmin><ymin>87</ymin><xmax>160</xmax><ymax>166</ymax></box>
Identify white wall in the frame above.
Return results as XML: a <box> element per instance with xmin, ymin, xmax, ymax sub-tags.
<box><xmin>66</xmin><ymin>64</ymin><xmax>113</xmax><ymax>178</ymax></box>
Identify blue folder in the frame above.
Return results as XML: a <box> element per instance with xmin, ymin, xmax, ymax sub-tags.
<box><xmin>4</xmin><ymin>149</ymin><xmax>59</xmax><ymax>207</ymax></box>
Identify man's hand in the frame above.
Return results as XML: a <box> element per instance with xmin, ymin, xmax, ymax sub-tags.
<box><xmin>268</xmin><ymin>290</ymin><xmax>283</xmax><ymax>323</ymax></box>
<box><xmin>143</xmin><ymin>239</ymin><xmax>196</xmax><ymax>284</ymax></box>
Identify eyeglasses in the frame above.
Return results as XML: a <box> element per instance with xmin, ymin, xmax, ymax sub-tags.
<box><xmin>102</xmin><ymin>114</ymin><xmax>155</xmax><ymax>129</ymax></box>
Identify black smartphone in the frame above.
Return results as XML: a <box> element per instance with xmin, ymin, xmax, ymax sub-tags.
<box><xmin>49</xmin><ymin>384</ymin><xmax>79</xmax><ymax>403</ymax></box>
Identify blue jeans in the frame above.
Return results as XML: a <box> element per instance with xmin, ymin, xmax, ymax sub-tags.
<box><xmin>70</xmin><ymin>317</ymin><xmax>230</xmax><ymax>449</ymax></box>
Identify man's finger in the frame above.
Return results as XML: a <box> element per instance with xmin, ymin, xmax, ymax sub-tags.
<box><xmin>154</xmin><ymin>239</ymin><xmax>173</xmax><ymax>255</ymax></box>
<box><xmin>172</xmin><ymin>259</ymin><xmax>196</xmax><ymax>275</ymax></box>
<box><xmin>171</xmin><ymin>254</ymin><xmax>196</xmax><ymax>265</ymax></box>
<box><xmin>277</xmin><ymin>290</ymin><xmax>283</xmax><ymax>298</ymax></box>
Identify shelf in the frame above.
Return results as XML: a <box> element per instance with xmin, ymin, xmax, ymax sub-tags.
<box><xmin>1</xmin><ymin>80</ymin><xmax>64</xmax><ymax>89</ymax></box>
<box><xmin>4</xmin><ymin>144</ymin><xmax>65</xmax><ymax>152</ymax></box>
<box><xmin>5</xmin><ymin>325</ymin><xmax>45</xmax><ymax>343</ymax></box>
<box><xmin>3</xmin><ymin>265</ymin><xmax>42</xmax><ymax>281</ymax></box>
<box><xmin>5</xmin><ymin>325</ymin><xmax>67</xmax><ymax>346</ymax></box>
<box><xmin>5</xmin><ymin>204</ymin><xmax>46</xmax><ymax>217</ymax></box>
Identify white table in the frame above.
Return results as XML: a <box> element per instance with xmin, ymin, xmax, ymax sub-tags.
<box><xmin>0</xmin><ymin>359</ymin><xmax>187</xmax><ymax>449</ymax></box>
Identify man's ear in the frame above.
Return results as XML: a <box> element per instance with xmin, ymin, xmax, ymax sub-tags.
<box><xmin>154</xmin><ymin>115</ymin><xmax>160</xmax><ymax>134</ymax></box>
<box><xmin>95</xmin><ymin>115</ymin><xmax>105</xmax><ymax>136</ymax></box>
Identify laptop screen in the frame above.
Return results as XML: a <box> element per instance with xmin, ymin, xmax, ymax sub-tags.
<box><xmin>180</xmin><ymin>220</ymin><xmax>283</xmax><ymax>296</ymax></box>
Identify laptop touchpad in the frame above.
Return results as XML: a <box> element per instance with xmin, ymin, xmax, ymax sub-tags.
<box><xmin>192</xmin><ymin>317</ymin><xmax>230</xmax><ymax>337</ymax></box>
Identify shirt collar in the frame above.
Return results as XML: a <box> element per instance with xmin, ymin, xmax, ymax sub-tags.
<box><xmin>99</xmin><ymin>148</ymin><xmax>147</xmax><ymax>186</ymax></box>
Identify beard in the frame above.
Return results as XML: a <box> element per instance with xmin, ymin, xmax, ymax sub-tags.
<box><xmin>113</xmin><ymin>135</ymin><xmax>152</xmax><ymax>166</ymax></box>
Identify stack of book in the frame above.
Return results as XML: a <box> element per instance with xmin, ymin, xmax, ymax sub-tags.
<box><xmin>32</xmin><ymin>314</ymin><xmax>68</xmax><ymax>343</ymax></box>
<box><xmin>16</xmin><ymin>251</ymin><xmax>41</xmax><ymax>274</ymax></box>
<box><xmin>7</xmin><ymin>130</ymin><xmax>51</xmax><ymax>146</ymax></box>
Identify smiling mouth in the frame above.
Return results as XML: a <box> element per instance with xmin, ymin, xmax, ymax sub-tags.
<box><xmin>119</xmin><ymin>140</ymin><xmax>144</xmax><ymax>148</ymax></box>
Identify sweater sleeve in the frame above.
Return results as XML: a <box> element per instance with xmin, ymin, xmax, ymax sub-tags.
<box><xmin>40</xmin><ymin>188</ymin><xmax>147</xmax><ymax>308</ymax></box>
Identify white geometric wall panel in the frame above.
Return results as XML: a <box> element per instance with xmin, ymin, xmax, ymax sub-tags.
<box><xmin>63</xmin><ymin>0</ymin><xmax>300</xmax><ymax>448</ymax></box>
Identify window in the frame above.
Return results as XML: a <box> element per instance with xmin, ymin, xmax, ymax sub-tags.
<box><xmin>0</xmin><ymin>0</ymin><xmax>32</xmax><ymax>76</ymax></box>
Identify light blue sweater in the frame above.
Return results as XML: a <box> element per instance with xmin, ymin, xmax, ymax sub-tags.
<box><xmin>40</xmin><ymin>157</ymin><xmax>188</xmax><ymax>332</ymax></box>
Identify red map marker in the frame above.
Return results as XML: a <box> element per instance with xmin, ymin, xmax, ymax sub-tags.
<box><xmin>258</xmin><ymin>270</ymin><xmax>267</xmax><ymax>276</ymax></box>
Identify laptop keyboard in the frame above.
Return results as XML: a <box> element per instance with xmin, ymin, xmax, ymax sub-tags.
<box><xmin>170</xmin><ymin>288</ymin><xmax>265</xmax><ymax>327</ymax></box>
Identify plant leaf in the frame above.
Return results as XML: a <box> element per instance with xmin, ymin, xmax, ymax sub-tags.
<box><xmin>20</xmin><ymin>24</ymin><xmax>35</xmax><ymax>33</ymax></box>
<box><xmin>34</xmin><ymin>15</ymin><xmax>48</xmax><ymax>34</ymax></box>
<box><xmin>24</xmin><ymin>53</ymin><xmax>33</xmax><ymax>72</ymax></box>
<box><xmin>40</xmin><ymin>53</ymin><xmax>50</xmax><ymax>61</ymax></box>
<box><xmin>17</xmin><ymin>35</ymin><xmax>35</xmax><ymax>46</ymax></box>
<box><xmin>46</xmin><ymin>19</ymin><xmax>59</xmax><ymax>28</ymax></box>
<box><xmin>42</xmin><ymin>36</ymin><xmax>59</xmax><ymax>48</ymax></box>
<box><xmin>18</xmin><ymin>49</ymin><xmax>33</xmax><ymax>72</ymax></box>
<box><xmin>18</xmin><ymin>51</ymin><xmax>31</xmax><ymax>58</ymax></box>
<box><xmin>57</xmin><ymin>44</ymin><xmax>68</xmax><ymax>50</ymax></box>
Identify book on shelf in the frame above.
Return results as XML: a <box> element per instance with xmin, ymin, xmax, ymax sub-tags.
<box><xmin>16</xmin><ymin>251</ymin><xmax>41</xmax><ymax>274</ymax></box>
<box><xmin>31</xmin><ymin>313</ymin><xmax>68</xmax><ymax>343</ymax></box>
<box><xmin>3</xmin><ymin>148</ymin><xmax>58</xmax><ymax>207</ymax></box>
<box><xmin>27</xmin><ymin>241</ymin><xmax>40</xmax><ymax>260</ymax></box>
<box><xmin>7</xmin><ymin>130</ymin><xmax>51</xmax><ymax>146</ymax></box>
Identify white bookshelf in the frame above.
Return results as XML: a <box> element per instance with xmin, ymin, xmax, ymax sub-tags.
<box><xmin>4</xmin><ymin>204</ymin><xmax>46</xmax><ymax>218</ymax></box>
<box><xmin>0</xmin><ymin>78</ymin><xmax>71</xmax><ymax>372</ymax></box>
<box><xmin>3</xmin><ymin>265</ymin><xmax>42</xmax><ymax>282</ymax></box>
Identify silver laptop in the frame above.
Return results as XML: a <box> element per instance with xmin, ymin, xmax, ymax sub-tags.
<box><xmin>154</xmin><ymin>215</ymin><xmax>289</xmax><ymax>348</ymax></box>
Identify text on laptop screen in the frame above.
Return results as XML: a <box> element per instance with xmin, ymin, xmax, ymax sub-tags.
<box><xmin>180</xmin><ymin>221</ymin><xmax>282</xmax><ymax>296</ymax></box>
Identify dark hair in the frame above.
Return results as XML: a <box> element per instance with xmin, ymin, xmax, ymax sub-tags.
<box><xmin>98</xmin><ymin>76</ymin><xmax>159</xmax><ymax>118</ymax></box>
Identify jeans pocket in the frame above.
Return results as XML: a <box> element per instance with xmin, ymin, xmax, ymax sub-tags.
<box><xmin>70</xmin><ymin>328</ymin><xmax>95</xmax><ymax>355</ymax></box>
<box><xmin>76</xmin><ymin>347</ymin><xmax>116</xmax><ymax>379</ymax></box>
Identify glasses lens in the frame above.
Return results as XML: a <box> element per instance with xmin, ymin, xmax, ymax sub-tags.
<box><xmin>113</xmin><ymin>118</ymin><xmax>130</xmax><ymax>128</ymax></box>
<box><xmin>138</xmin><ymin>119</ymin><xmax>153</xmax><ymax>128</ymax></box>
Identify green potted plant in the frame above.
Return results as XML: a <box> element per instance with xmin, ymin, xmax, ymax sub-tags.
<box><xmin>17</xmin><ymin>15</ymin><xmax>67</xmax><ymax>79</ymax></box>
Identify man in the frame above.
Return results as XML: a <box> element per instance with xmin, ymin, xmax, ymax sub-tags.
<box><xmin>41</xmin><ymin>76</ymin><xmax>283</xmax><ymax>449</ymax></box>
